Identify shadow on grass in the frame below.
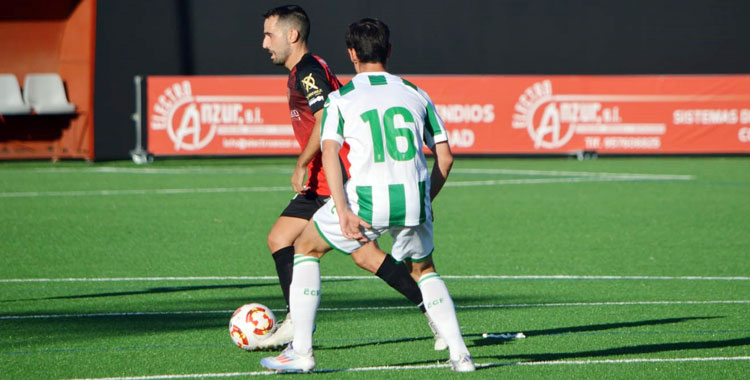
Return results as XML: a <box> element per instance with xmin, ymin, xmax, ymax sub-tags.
<box><xmin>477</xmin><ymin>336</ymin><xmax>750</xmax><ymax>362</ymax></box>
<box><xmin>317</xmin><ymin>335</ymin><xmax>434</xmax><ymax>350</ymax></box>
<box><xmin>1</xmin><ymin>313</ymin><xmax>241</xmax><ymax>347</ymax></box>
<box><xmin>320</xmin><ymin>316</ymin><xmax>724</xmax><ymax>352</ymax></box>
<box><xmin>472</xmin><ymin>316</ymin><xmax>723</xmax><ymax>347</ymax></box>
<box><xmin>3</xmin><ymin>282</ymin><xmax>277</xmax><ymax>302</ymax></box>
<box><xmin>380</xmin><ymin>336</ymin><xmax>750</xmax><ymax>370</ymax></box>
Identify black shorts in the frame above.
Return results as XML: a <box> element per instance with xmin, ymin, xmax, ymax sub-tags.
<box><xmin>279</xmin><ymin>191</ymin><xmax>330</xmax><ymax>220</ymax></box>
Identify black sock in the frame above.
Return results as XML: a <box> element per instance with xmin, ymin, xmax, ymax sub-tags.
<box><xmin>272</xmin><ymin>246</ymin><xmax>295</xmax><ymax>314</ymax></box>
<box><xmin>375</xmin><ymin>255</ymin><xmax>426</xmax><ymax>313</ymax></box>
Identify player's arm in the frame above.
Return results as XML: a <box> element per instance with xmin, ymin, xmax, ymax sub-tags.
<box><xmin>291</xmin><ymin>109</ymin><xmax>323</xmax><ymax>194</ymax></box>
<box><xmin>320</xmin><ymin>97</ymin><xmax>370</xmax><ymax>242</ymax></box>
<box><xmin>321</xmin><ymin>140</ymin><xmax>370</xmax><ymax>242</ymax></box>
<box><xmin>429</xmin><ymin>141</ymin><xmax>453</xmax><ymax>200</ymax></box>
<box><xmin>321</xmin><ymin>139</ymin><xmax>346</xmax><ymax>210</ymax></box>
<box><xmin>420</xmin><ymin>89</ymin><xmax>453</xmax><ymax>200</ymax></box>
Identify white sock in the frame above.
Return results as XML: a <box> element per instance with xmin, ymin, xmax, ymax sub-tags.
<box><xmin>418</xmin><ymin>272</ymin><xmax>470</xmax><ymax>361</ymax></box>
<box><xmin>289</xmin><ymin>254</ymin><xmax>321</xmax><ymax>354</ymax></box>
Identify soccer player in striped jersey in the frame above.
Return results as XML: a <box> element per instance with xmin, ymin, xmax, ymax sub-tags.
<box><xmin>258</xmin><ymin>5</ymin><xmax>444</xmax><ymax>350</ymax></box>
<box><xmin>261</xmin><ymin>18</ymin><xmax>475</xmax><ymax>373</ymax></box>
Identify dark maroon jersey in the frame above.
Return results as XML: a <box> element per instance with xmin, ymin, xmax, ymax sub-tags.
<box><xmin>287</xmin><ymin>53</ymin><xmax>345</xmax><ymax>196</ymax></box>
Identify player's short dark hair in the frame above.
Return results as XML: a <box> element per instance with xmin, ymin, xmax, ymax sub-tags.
<box><xmin>262</xmin><ymin>4</ymin><xmax>311</xmax><ymax>43</ymax></box>
<box><xmin>345</xmin><ymin>18</ymin><xmax>390</xmax><ymax>64</ymax></box>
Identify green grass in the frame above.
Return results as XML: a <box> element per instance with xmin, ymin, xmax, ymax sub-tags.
<box><xmin>1</xmin><ymin>157</ymin><xmax>749</xmax><ymax>379</ymax></box>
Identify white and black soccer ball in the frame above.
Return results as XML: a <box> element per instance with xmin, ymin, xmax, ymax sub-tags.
<box><xmin>228</xmin><ymin>303</ymin><xmax>277</xmax><ymax>350</ymax></box>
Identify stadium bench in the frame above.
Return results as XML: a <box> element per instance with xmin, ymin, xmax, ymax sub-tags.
<box><xmin>0</xmin><ymin>74</ymin><xmax>32</xmax><ymax>116</ymax></box>
<box><xmin>23</xmin><ymin>73</ymin><xmax>75</xmax><ymax>115</ymax></box>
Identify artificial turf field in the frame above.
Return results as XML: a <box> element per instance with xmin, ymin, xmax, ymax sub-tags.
<box><xmin>1</xmin><ymin>156</ymin><xmax>749</xmax><ymax>379</ymax></box>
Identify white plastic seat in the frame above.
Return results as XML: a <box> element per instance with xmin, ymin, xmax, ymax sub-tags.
<box><xmin>0</xmin><ymin>74</ymin><xmax>32</xmax><ymax>115</ymax></box>
<box><xmin>23</xmin><ymin>73</ymin><xmax>76</xmax><ymax>114</ymax></box>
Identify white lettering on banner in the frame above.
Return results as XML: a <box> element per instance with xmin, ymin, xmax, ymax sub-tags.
<box><xmin>171</xmin><ymin>103</ymin><xmax>215</xmax><ymax>151</ymax></box>
<box><xmin>200</xmin><ymin>103</ymin><xmax>243</xmax><ymax>124</ymax></box>
<box><xmin>526</xmin><ymin>102</ymin><xmax>625</xmax><ymax>149</ymax></box>
<box><xmin>740</xmin><ymin>109</ymin><xmax>750</xmax><ymax>124</ymax></box>
<box><xmin>603</xmin><ymin>137</ymin><xmax>661</xmax><ymax>149</ymax></box>
<box><xmin>448</xmin><ymin>129</ymin><xmax>475</xmax><ymax>148</ymax></box>
<box><xmin>151</xmin><ymin>80</ymin><xmax>192</xmax><ymax>130</ymax></box>
<box><xmin>673</xmin><ymin>109</ymin><xmax>739</xmax><ymax>125</ymax></box>
<box><xmin>435</xmin><ymin>104</ymin><xmax>495</xmax><ymax>123</ymax></box>
<box><xmin>195</xmin><ymin>104</ymin><xmax>265</xmax><ymax>125</ymax></box>
<box><xmin>149</xmin><ymin>80</ymin><xmax>291</xmax><ymax>152</ymax></box>
<box><xmin>534</xmin><ymin>103</ymin><xmax>572</xmax><ymax>149</ymax></box>
<box><xmin>222</xmin><ymin>138</ymin><xmax>300</xmax><ymax>150</ymax></box>
<box><xmin>245</xmin><ymin>108</ymin><xmax>264</xmax><ymax>123</ymax></box>
<box><xmin>585</xmin><ymin>137</ymin><xmax>601</xmax><ymax>149</ymax></box>
<box><xmin>739</xmin><ymin>127</ymin><xmax>750</xmax><ymax>143</ymax></box>
<box><xmin>216</xmin><ymin>125</ymin><xmax>294</xmax><ymax>136</ymax></box>
<box><xmin>511</xmin><ymin>80</ymin><xmax>718</xmax><ymax>150</ymax></box>
<box><xmin>559</xmin><ymin>103</ymin><xmax>602</xmax><ymax>123</ymax></box>
<box><xmin>513</xmin><ymin>80</ymin><xmax>553</xmax><ymax>116</ymax></box>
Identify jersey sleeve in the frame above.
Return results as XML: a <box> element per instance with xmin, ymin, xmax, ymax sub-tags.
<box><xmin>420</xmin><ymin>89</ymin><xmax>449</xmax><ymax>149</ymax></box>
<box><xmin>295</xmin><ymin>64</ymin><xmax>333</xmax><ymax>114</ymax></box>
<box><xmin>320</xmin><ymin>96</ymin><xmax>344</xmax><ymax>147</ymax></box>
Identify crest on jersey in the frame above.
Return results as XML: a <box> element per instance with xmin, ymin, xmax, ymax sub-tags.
<box><xmin>301</xmin><ymin>73</ymin><xmax>319</xmax><ymax>92</ymax></box>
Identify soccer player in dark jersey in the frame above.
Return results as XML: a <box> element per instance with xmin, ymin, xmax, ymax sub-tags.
<box><xmin>257</xmin><ymin>5</ymin><xmax>444</xmax><ymax>350</ymax></box>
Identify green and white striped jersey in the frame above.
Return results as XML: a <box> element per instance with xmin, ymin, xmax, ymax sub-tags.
<box><xmin>320</xmin><ymin>72</ymin><xmax>449</xmax><ymax>227</ymax></box>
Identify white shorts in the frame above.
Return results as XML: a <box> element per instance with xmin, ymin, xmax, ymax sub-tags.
<box><xmin>312</xmin><ymin>198</ymin><xmax>434</xmax><ymax>262</ymax></box>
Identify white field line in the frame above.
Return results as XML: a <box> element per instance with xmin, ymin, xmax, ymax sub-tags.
<box><xmin>28</xmin><ymin>167</ymin><xmax>293</xmax><ymax>175</ymax></box>
<box><xmin>53</xmin><ymin>356</ymin><xmax>750</xmax><ymax>379</ymax></box>
<box><xmin>0</xmin><ymin>175</ymin><xmax>693</xmax><ymax>198</ymax></box>
<box><xmin>446</xmin><ymin>176</ymin><xmax>690</xmax><ymax>187</ymax></box>
<box><xmin>23</xmin><ymin>166</ymin><xmax>693</xmax><ymax>179</ymax></box>
<box><xmin>454</xmin><ymin>168</ymin><xmax>695</xmax><ymax>180</ymax></box>
<box><xmin>0</xmin><ymin>168</ymin><xmax>694</xmax><ymax>198</ymax></box>
<box><xmin>0</xmin><ymin>186</ymin><xmax>289</xmax><ymax>198</ymax></box>
<box><xmin>3</xmin><ymin>300</ymin><xmax>749</xmax><ymax>320</ymax></box>
<box><xmin>2</xmin><ymin>274</ymin><xmax>748</xmax><ymax>283</ymax></box>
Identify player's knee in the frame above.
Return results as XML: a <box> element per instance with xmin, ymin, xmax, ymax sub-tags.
<box><xmin>267</xmin><ymin>231</ymin><xmax>290</xmax><ymax>254</ymax></box>
<box><xmin>293</xmin><ymin>236</ymin><xmax>317</xmax><ymax>258</ymax></box>
<box><xmin>350</xmin><ymin>251</ymin><xmax>373</xmax><ymax>272</ymax></box>
<box><xmin>350</xmin><ymin>248</ymin><xmax>384</xmax><ymax>273</ymax></box>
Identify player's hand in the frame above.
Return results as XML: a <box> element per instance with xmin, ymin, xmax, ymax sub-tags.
<box><xmin>339</xmin><ymin>208</ymin><xmax>371</xmax><ymax>243</ymax></box>
<box><xmin>291</xmin><ymin>166</ymin><xmax>308</xmax><ymax>194</ymax></box>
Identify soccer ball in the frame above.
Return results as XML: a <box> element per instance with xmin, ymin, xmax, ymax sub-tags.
<box><xmin>229</xmin><ymin>303</ymin><xmax>277</xmax><ymax>350</ymax></box>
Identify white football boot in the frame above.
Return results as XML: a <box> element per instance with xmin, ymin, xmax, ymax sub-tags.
<box><xmin>450</xmin><ymin>353</ymin><xmax>476</xmax><ymax>372</ymax></box>
<box><xmin>260</xmin><ymin>344</ymin><xmax>315</xmax><ymax>373</ymax></box>
<box><xmin>426</xmin><ymin>313</ymin><xmax>448</xmax><ymax>351</ymax></box>
<box><xmin>255</xmin><ymin>316</ymin><xmax>294</xmax><ymax>350</ymax></box>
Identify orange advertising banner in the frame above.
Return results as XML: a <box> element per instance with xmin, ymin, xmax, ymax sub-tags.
<box><xmin>148</xmin><ymin>76</ymin><xmax>295</xmax><ymax>155</ymax></box>
<box><xmin>147</xmin><ymin>75</ymin><xmax>750</xmax><ymax>155</ymax></box>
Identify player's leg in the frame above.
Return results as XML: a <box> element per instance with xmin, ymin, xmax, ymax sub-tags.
<box><xmin>350</xmin><ymin>242</ymin><xmax>446</xmax><ymax>350</ymax></box>
<box><xmin>287</xmin><ymin>199</ymin><xmax>384</xmax><ymax>351</ymax></box>
<box><xmin>260</xmin><ymin>220</ymin><xmax>328</xmax><ymax>373</ymax></box>
<box><xmin>391</xmin><ymin>221</ymin><xmax>474</xmax><ymax>372</ymax></box>
<box><xmin>260</xmin><ymin>193</ymin><xmax>327</xmax><ymax>350</ymax></box>
<box><xmin>350</xmin><ymin>242</ymin><xmax>425</xmax><ymax>312</ymax></box>
<box><xmin>348</xmin><ymin>240</ymin><xmax>384</xmax><ymax>272</ymax></box>
<box><xmin>262</xmin><ymin>201</ymin><xmax>347</xmax><ymax>373</ymax></box>
<box><xmin>288</xmin><ymin>220</ymin><xmax>331</xmax><ymax>354</ymax></box>
<box><xmin>267</xmin><ymin>215</ymin><xmax>308</xmax><ymax>312</ymax></box>
<box><xmin>412</xmin><ymin>258</ymin><xmax>474</xmax><ymax>371</ymax></box>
